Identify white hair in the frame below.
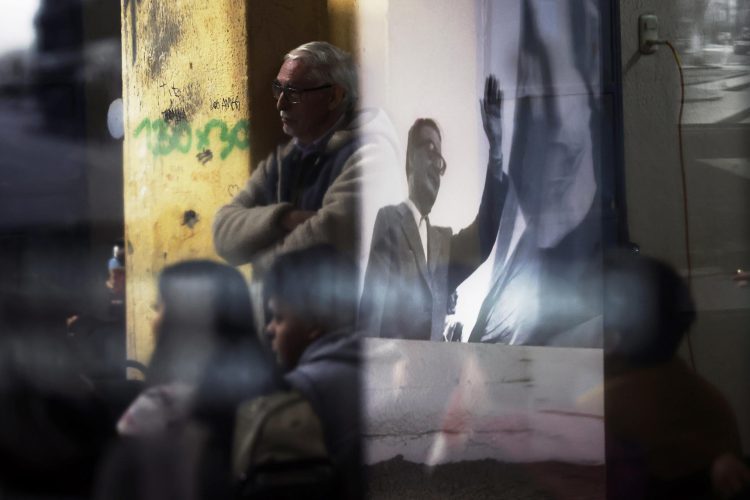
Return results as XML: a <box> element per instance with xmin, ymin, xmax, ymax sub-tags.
<box><xmin>285</xmin><ymin>41</ymin><xmax>358</xmax><ymax>112</ymax></box>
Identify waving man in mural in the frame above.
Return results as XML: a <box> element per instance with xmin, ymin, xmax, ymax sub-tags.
<box><xmin>359</xmin><ymin>75</ymin><xmax>508</xmax><ymax>341</ymax></box>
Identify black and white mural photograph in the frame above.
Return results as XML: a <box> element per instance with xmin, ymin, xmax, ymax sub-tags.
<box><xmin>358</xmin><ymin>0</ymin><xmax>618</xmax><ymax>348</ymax></box>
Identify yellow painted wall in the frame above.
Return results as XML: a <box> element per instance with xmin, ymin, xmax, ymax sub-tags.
<box><xmin>327</xmin><ymin>0</ymin><xmax>358</xmax><ymax>55</ymax></box>
<box><xmin>121</xmin><ymin>0</ymin><xmax>251</xmax><ymax>365</ymax></box>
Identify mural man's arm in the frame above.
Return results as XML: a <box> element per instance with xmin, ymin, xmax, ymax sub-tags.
<box><xmin>449</xmin><ymin>75</ymin><xmax>508</xmax><ymax>290</ymax></box>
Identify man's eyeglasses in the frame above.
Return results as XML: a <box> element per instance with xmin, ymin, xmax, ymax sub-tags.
<box><xmin>272</xmin><ymin>81</ymin><xmax>333</xmax><ymax>104</ymax></box>
<box><xmin>416</xmin><ymin>141</ymin><xmax>447</xmax><ymax>176</ymax></box>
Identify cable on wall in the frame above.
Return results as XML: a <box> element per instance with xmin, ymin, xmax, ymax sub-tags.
<box><xmin>649</xmin><ymin>38</ymin><xmax>696</xmax><ymax>371</ymax></box>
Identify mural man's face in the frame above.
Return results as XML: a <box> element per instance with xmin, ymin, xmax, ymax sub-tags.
<box><xmin>407</xmin><ymin>125</ymin><xmax>443</xmax><ymax>216</ymax></box>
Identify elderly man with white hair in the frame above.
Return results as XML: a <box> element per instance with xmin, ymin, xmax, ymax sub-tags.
<box><xmin>213</xmin><ymin>41</ymin><xmax>398</xmax><ymax>274</ymax></box>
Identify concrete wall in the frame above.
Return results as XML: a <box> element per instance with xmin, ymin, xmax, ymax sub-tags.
<box><xmin>619</xmin><ymin>1</ymin><xmax>750</xmax><ymax>452</ymax></box>
<box><xmin>620</xmin><ymin>2</ymin><xmax>687</xmax><ymax>265</ymax></box>
<box><xmin>364</xmin><ymin>339</ymin><xmax>604</xmax><ymax>465</ymax></box>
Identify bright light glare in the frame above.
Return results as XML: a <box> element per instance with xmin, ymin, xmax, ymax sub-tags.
<box><xmin>0</xmin><ymin>1</ymin><xmax>40</xmax><ymax>55</ymax></box>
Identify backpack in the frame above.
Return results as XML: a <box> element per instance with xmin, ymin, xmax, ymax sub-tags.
<box><xmin>232</xmin><ymin>391</ymin><xmax>335</xmax><ymax>500</ymax></box>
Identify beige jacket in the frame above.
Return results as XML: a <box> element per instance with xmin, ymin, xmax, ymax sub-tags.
<box><xmin>212</xmin><ymin>109</ymin><xmax>399</xmax><ymax>274</ymax></box>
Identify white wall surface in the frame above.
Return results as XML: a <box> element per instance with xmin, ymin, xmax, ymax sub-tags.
<box><xmin>357</xmin><ymin>0</ymin><xmax>484</xmax><ymax>228</ymax></box>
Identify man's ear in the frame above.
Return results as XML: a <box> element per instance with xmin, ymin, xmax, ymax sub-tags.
<box><xmin>328</xmin><ymin>85</ymin><xmax>346</xmax><ymax>111</ymax></box>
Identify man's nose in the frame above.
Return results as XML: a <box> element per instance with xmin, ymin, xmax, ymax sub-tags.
<box><xmin>276</xmin><ymin>93</ymin><xmax>288</xmax><ymax>111</ymax></box>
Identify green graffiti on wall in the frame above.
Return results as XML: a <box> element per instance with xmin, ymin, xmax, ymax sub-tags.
<box><xmin>133</xmin><ymin>118</ymin><xmax>249</xmax><ymax>160</ymax></box>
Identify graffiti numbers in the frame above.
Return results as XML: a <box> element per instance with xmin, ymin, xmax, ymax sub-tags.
<box><xmin>195</xmin><ymin>119</ymin><xmax>249</xmax><ymax>159</ymax></box>
<box><xmin>134</xmin><ymin>118</ymin><xmax>249</xmax><ymax>160</ymax></box>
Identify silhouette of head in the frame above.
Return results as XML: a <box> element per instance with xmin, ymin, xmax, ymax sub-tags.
<box><xmin>602</xmin><ymin>251</ymin><xmax>696</xmax><ymax>365</ymax></box>
<box><xmin>148</xmin><ymin>260</ymin><xmax>259</xmax><ymax>386</ymax></box>
<box><xmin>264</xmin><ymin>245</ymin><xmax>357</xmax><ymax>370</ymax></box>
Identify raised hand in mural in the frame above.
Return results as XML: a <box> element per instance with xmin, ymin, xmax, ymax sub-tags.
<box><xmin>480</xmin><ymin>74</ymin><xmax>503</xmax><ymax>163</ymax></box>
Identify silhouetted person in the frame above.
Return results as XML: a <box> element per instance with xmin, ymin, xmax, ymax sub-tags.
<box><xmin>65</xmin><ymin>237</ymin><xmax>127</xmax><ymax>380</ymax></box>
<box><xmin>97</xmin><ymin>260</ymin><xmax>279</xmax><ymax>500</ymax></box>
<box><xmin>117</xmin><ymin>260</ymin><xmax>277</xmax><ymax>436</ymax></box>
<box><xmin>106</xmin><ymin>238</ymin><xmax>126</xmax><ymax>314</ymax></box>
<box><xmin>0</xmin><ymin>294</ymin><xmax>115</xmax><ymax>497</ymax></box>
<box><xmin>602</xmin><ymin>252</ymin><xmax>750</xmax><ymax>500</ymax></box>
<box><xmin>264</xmin><ymin>245</ymin><xmax>362</xmax><ymax>499</ymax></box>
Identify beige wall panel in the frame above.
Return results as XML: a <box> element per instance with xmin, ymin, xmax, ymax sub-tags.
<box><xmin>327</xmin><ymin>0</ymin><xmax>358</xmax><ymax>54</ymax></box>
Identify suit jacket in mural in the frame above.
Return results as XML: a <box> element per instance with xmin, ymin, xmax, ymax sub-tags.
<box><xmin>359</xmin><ymin>168</ymin><xmax>507</xmax><ymax>341</ymax></box>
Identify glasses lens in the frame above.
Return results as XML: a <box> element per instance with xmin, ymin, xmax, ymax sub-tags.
<box><xmin>286</xmin><ymin>89</ymin><xmax>301</xmax><ymax>104</ymax></box>
<box><xmin>272</xmin><ymin>82</ymin><xmax>282</xmax><ymax>100</ymax></box>
<box><xmin>272</xmin><ymin>83</ymin><xmax>302</xmax><ymax>104</ymax></box>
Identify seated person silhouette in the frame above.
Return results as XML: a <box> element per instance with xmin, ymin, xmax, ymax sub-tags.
<box><xmin>117</xmin><ymin>260</ymin><xmax>277</xmax><ymax>436</ymax></box>
<box><xmin>95</xmin><ymin>261</ymin><xmax>280</xmax><ymax>500</ymax></box>
<box><xmin>264</xmin><ymin>245</ymin><xmax>362</xmax><ymax>498</ymax></box>
<box><xmin>602</xmin><ymin>252</ymin><xmax>750</xmax><ymax>500</ymax></box>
